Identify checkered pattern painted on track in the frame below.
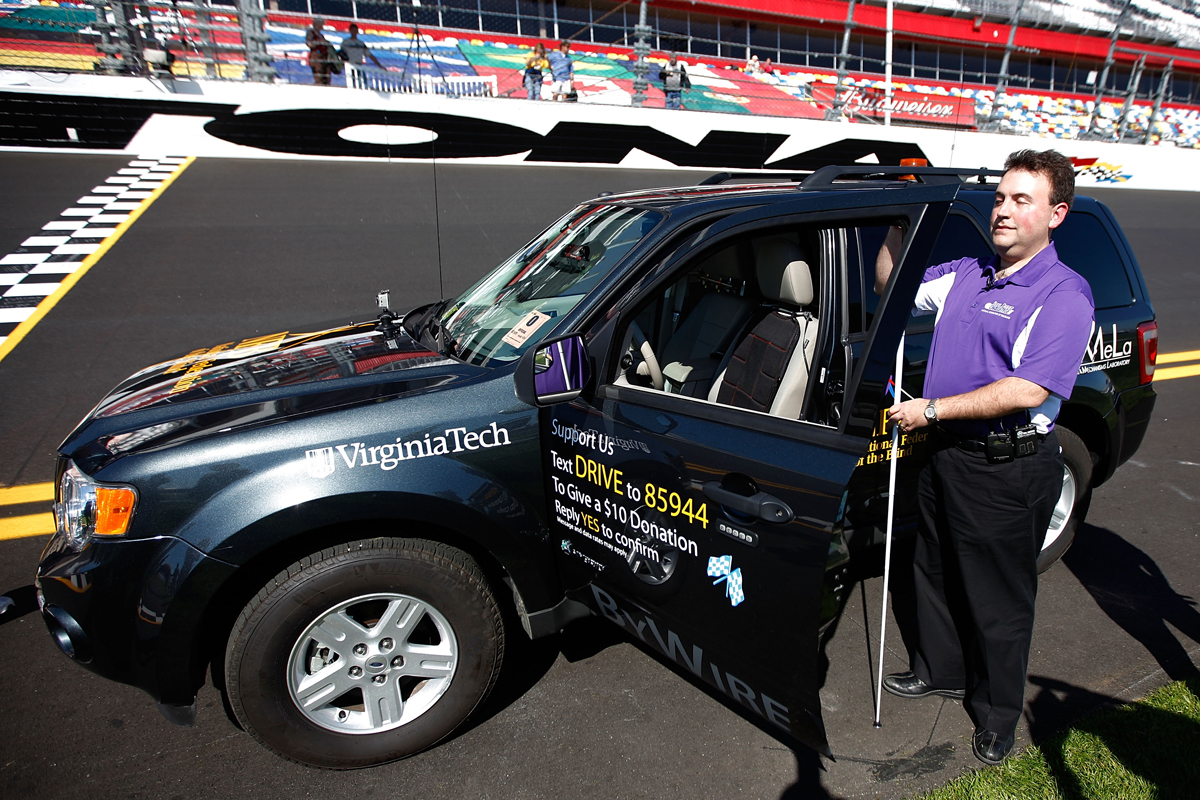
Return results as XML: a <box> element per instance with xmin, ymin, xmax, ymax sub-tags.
<box><xmin>0</xmin><ymin>156</ymin><xmax>188</xmax><ymax>346</ymax></box>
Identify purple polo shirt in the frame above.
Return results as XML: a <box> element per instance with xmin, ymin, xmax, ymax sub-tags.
<box><xmin>918</xmin><ymin>241</ymin><xmax>1095</xmax><ymax>437</ymax></box>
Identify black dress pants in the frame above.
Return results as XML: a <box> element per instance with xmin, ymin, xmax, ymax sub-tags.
<box><xmin>911</xmin><ymin>430</ymin><xmax>1063</xmax><ymax>736</ymax></box>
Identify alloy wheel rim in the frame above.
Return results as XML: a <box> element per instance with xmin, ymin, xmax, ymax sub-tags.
<box><xmin>1042</xmin><ymin>465</ymin><xmax>1077</xmax><ymax>552</ymax></box>
<box><xmin>286</xmin><ymin>592</ymin><xmax>458</xmax><ymax>734</ymax></box>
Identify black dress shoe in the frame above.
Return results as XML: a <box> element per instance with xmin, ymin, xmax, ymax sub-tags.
<box><xmin>882</xmin><ymin>671</ymin><xmax>966</xmax><ymax>700</ymax></box>
<box><xmin>972</xmin><ymin>728</ymin><xmax>1015</xmax><ymax>765</ymax></box>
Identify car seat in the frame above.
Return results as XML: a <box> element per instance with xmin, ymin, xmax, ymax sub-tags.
<box><xmin>660</xmin><ymin>245</ymin><xmax>756</xmax><ymax>396</ymax></box>
<box><xmin>708</xmin><ymin>236</ymin><xmax>818</xmax><ymax>419</ymax></box>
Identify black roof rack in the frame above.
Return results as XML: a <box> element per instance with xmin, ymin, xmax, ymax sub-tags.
<box><xmin>698</xmin><ymin>172</ymin><xmax>811</xmax><ymax>186</ymax></box>
<box><xmin>699</xmin><ymin>166</ymin><xmax>1006</xmax><ymax>189</ymax></box>
<box><xmin>801</xmin><ymin>165</ymin><xmax>1006</xmax><ymax>189</ymax></box>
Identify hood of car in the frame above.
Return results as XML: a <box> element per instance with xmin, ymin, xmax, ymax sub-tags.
<box><xmin>92</xmin><ymin>323</ymin><xmax>453</xmax><ymax>418</ymax></box>
<box><xmin>61</xmin><ymin>321</ymin><xmax>480</xmax><ymax>471</ymax></box>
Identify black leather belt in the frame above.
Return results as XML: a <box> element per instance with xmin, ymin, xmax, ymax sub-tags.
<box><xmin>940</xmin><ymin>432</ymin><xmax>989</xmax><ymax>453</ymax></box>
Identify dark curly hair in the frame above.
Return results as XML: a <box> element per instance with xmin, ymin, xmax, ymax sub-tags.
<box><xmin>1004</xmin><ymin>149</ymin><xmax>1075</xmax><ymax>210</ymax></box>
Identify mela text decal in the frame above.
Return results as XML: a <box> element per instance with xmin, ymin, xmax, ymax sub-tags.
<box><xmin>305</xmin><ymin>422</ymin><xmax>511</xmax><ymax>477</ymax></box>
<box><xmin>1079</xmin><ymin>323</ymin><xmax>1132</xmax><ymax>375</ymax></box>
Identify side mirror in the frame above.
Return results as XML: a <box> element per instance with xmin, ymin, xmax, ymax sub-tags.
<box><xmin>515</xmin><ymin>334</ymin><xmax>592</xmax><ymax>407</ymax></box>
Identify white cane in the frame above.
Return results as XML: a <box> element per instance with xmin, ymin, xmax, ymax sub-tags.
<box><xmin>874</xmin><ymin>333</ymin><xmax>905</xmax><ymax>728</ymax></box>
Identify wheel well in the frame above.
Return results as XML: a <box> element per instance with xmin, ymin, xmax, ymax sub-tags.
<box><xmin>1054</xmin><ymin>406</ymin><xmax>1109</xmax><ymax>485</ymax></box>
<box><xmin>196</xmin><ymin>517</ymin><xmax>522</xmax><ymax>700</ymax></box>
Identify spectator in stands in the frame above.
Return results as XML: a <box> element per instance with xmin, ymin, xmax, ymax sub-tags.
<box><xmin>306</xmin><ymin>18</ymin><xmax>338</xmax><ymax>85</ymax></box>
<box><xmin>762</xmin><ymin>58</ymin><xmax>774</xmax><ymax>75</ymax></box>
<box><xmin>745</xmin><ymin>54</ymin><xmax>763</xmax><ymax>74</ymax></box>
<box><xmin>339</xmin><ymin>23</ymin><xmax>383</xmax><ymax>69</ymax></box>
<box><xmin>525</xmin><ymin>43</ymin><xmax>550</xmax><ymax>100</ymax></box>
<box><xmin>548</xmin><ymin>40</ymin><xmax>574</xmax><ymax>101</ymax></box>
<box><xmin>661</xmin><ymin>53</ymin><xmax>689</xmax><ymax>110</ymax></box>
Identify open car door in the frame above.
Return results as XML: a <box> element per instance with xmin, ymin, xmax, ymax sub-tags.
<box><xmin>531</xmin><ymin>183</ymin><xmax>957</xmax><ymax>755</ymax></box>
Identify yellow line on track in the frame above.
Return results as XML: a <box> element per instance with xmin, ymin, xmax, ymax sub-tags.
<box><xmin>1158</xmin><ymin>349</ymin><xmax>1200</xmax><ymax>365</ymax></box>
<box><xmin>0</xmin><ymin>513</ymin><xmax>55</xmax><ymax>541</ymax></box>
<box><xmin>1157</xmin><ymin>363</ymin><xmax>1200</xmax><ymax>381</ymax></box>
<box><xmin>0</xmin><ymin>482</ymin><xmax>54</xmax><ymax>506</ymax></box>
<box><xmin>0</xmin><ymin>156</ymin><xmax>197</xmax><ymax>366</ymax></box>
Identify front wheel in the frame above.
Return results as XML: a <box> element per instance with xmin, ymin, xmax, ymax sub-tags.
<box><xmin>1037</xmin><ymin>427</ymin><xmax>1093</xmax><ymax>573</ymax></box>
<box><xmin>224</xmin><ymin>538</ymin><xmax>504</xmax><ymax>769</ymax></box>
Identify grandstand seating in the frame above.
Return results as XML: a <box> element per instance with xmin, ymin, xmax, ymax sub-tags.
<box><xmin>3</xmin><ymin>0</ymin><xmax>1199</xmax><ymax>146</ymax></box>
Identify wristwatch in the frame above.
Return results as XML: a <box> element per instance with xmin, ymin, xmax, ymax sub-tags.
<box><xmin>924</xmin><ymin>399</ymin><xmax>939</xmax><ymax>424</ymax></box>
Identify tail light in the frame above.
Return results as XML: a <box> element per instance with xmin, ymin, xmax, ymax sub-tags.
<box><xmin>1137</xmin><ymin>321</ymin><xmax>1157</xmax><ymax>384</ymax></box>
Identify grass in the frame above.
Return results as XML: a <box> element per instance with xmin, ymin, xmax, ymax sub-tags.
<box><xmin>916</xmin><ymin>677</ymin><xmax>1200</xmax><ymax>800</ymax></box>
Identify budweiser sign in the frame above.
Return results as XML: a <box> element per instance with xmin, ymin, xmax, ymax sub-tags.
<box><xmin>840</xmin><ymin>87</ymin><xmax>977</xmax><ymax>128</ymax></box>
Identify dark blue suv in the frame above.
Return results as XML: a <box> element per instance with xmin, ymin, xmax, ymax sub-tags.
<box><xmin>37</xmin><ymin>167</ymin><xmax>1156</xmax><ymax>768</ymax></box>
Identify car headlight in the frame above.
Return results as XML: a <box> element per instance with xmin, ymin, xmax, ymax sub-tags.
<box><xmin>55</xmin><ymin>462</ymin><xmax>137</xmax><ymax>550</ymax></box>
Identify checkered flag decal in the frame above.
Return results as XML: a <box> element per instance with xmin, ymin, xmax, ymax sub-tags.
<box><xmin>707</xmin><ymin>555</ymin><xmax>745</xmax><ymax>607</ymax></box>
<box><xmin>707</xmin><ymin>555</ymin><xmax>731</xmax><ymax>578</ymax></box>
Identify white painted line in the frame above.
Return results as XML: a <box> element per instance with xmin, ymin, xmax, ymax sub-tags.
<box><xmin>117</xmin><ymin>168</ymin><xmax>149</xmax><ymax>176</ymax></box>
<box><xmin>76</xmin><ymin>197</ymin><xmax>111</xmax><ymax>205</ymax></box>
<box><xmin>128</xmin><ymin>160</ymin><xmax>158</xmax><ymax>167</ymax></box>
<box><xmin>62</xmin><ymin>208</ymin><xmax>99</xmax><ymax>217</ymax></box>
<box><xmin>4</xmin><ymin>283</ymin><xmax>59</xmax><ymax>297</ymax></box>
<box><xmin>0</xmin><ymin>253</ymin><xmax>50</xmax><ymax>265</ymax></box>
<box><xmin>105</xmin><ymin>177</ymin><xmax>138</xmax><ymax>185</ymax></box>
<box><xmin>30</xmin><ymin>263</ymin><xmax>82</xmax><ymax>274</ymax></box>
<box><xmin>70</xmin><ymin>227</ymin><xmax>117</xmax><ymax>238</ymax></box>
<box><xmin>103</xmin><ymin>202</ymin><xmax>142</xmax><ymax>211</ymax></box>
<box><xmin>117</xmin><ymin>192</ymin><xmax>153</xmax><ymax>200</ymax></box>
<box><xmin>51</xmin><ymin>243</ymin><xmax>102</xmax><ymax>255</ymax></box>
<box><xmin>91</xmin><ymin>186</ymin><xmax>125</xmax><ymax>194</ymax></box>
<box><xmin>129</xmin><ymin>180</ymin><xmax>164</xmax><ymax>188</ymax></box>
<box><xmin>0</xmin><ymin>274</ymin><xmax>25</xmax><ymax>285</ymax></box>
<box><xmin>42</xmin><ymin>221</ymin><xmax>87</xmax><ymax>231</ymax></box>
<box><xmin>0</xmin><ymin>308</ymin><xmax>36</xmax><ymax>323</ymax></box>
<box><xmin>89</xmin><ymin>214</ymin><xmax>130</xmax><ymax>223</ymax></box>
<box><xmin>21</xmin><ymin>236</ymin><xmax>70</xmax><ymax>247</ymax></box>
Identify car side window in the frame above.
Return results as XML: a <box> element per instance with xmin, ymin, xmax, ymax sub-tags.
<box><xmin>1051</xmin><ymin>211</ymin><xmax>1135</xmax><ymax>310</ymax></box>
<box><xmin>610</xmin><ymin>224</ymin><xmax>829</xmax><ymax>425</ymax></box>
<box><xmin>846</xmin><ymin>212</ymin><xmax>992</xmax><ymax>336</ymax></box>
<box><xmin>909</xmin><ymin>211</ymin><xmax>995</xmax><ymax>328</ymax></box>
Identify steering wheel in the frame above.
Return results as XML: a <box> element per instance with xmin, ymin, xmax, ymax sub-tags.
<box><xmin>629</xmin><ymin>322</ymin><xmax>665</xmax><ymax>391</ymax></box>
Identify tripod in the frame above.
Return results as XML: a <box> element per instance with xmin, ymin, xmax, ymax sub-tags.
<box><xmin>395</xmin><ymin>1</ymin><xmax>452</xmax><ymax>95</ymax></box>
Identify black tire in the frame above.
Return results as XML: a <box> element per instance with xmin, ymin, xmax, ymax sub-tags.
<box><xmin>224</xmin><ymin>538</ymin><xmax>504</xmax><ymax>769</ymax></box>
<box><xmin>1037</xmin><ymin>427</ymin><xmax>1093</xmax><ymax>573</ymax></box>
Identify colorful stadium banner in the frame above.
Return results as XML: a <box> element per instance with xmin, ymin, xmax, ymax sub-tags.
<box><xmin>840</xmin><ymin>87</ymin><xmax>977</xmax><ymax>128</ymax></box>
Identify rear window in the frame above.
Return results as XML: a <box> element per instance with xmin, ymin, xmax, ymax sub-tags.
<box><xmin>1052</xmin><ymin>211</ymin><xmax>1135</xmax><ymax>310</ymax></box>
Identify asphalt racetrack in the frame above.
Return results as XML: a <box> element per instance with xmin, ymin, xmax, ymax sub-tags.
<box><xmin>0</xmin><ymin>154</ymin><xmax>1197</xmax><ymax>799</ymax></box>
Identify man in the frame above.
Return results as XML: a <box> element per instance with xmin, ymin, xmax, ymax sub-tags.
<box><xmin>874</xmin><ymin>150</ymin><xmax>1094</xmax><ymax>765</ymax></box>
<box><xmin>548</xmin><ymin>40</ymin><xmax>574</xmax><ymax>101</ymax></box>
<box><xmin>660</xmin><ymin>53</ymin><xmax>688</xmax><ymax>110</ymax></box>
<box><xmin>339</xmin><ymin>23</ymin><xmax>383</xmax><ymax>69</ymax></box>
<box><xmin>305</xmin><ymin>18</ymin><xmax>337</xmax><ymax>85</ymax></box>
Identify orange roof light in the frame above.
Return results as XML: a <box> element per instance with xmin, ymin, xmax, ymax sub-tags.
<box><xmin>95</xmin><ymin>486</ymin><xmax>137</xmax><ymax>536</ymax></box>
<box><xmin>899</xmin><ymin>158</ymin><xmax>928</xmax><ymax>180</ymax></box>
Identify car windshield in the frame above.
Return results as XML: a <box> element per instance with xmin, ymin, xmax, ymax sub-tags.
<box><xmin>440</xmin><ymin>204</ymin><xmax>663</xmax><ymax>366</ymax></box>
